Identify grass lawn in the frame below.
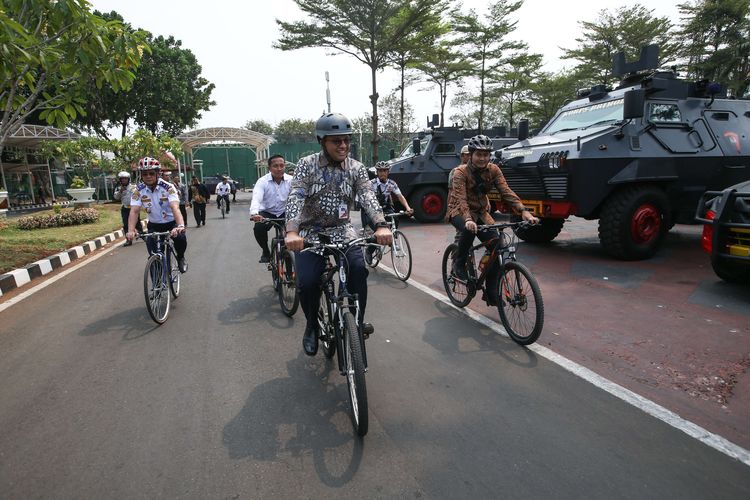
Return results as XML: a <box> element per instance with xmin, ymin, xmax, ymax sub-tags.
<box><xmin>0</xmin><ymin>204</ymin><xmax>124</xmax><ymax>274</ymax></box>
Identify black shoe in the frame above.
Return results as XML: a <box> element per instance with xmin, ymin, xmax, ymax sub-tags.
<box><xmin>361</xmin><ymin>322</ymin><xmax>374</xmax><ymax>339</ymax></box>
<box><xmin>452</xmin><ymin>260</ymin><xmax>468</xmax><ymax>281</ymax></box>
<box><xmin>483</xmin><ymin>292</ymin><xmax>498</xmax><ymax>307</ymax></box>
<box><xmin>178</xmin><ymin>257</ymin><xmax>188</xmax><ymax>273</ymax></box>
<box><xmin>259</xmin><ymin>253</ymin><xmax>270</xmax><ymax>264</ymax></box>
<box><xmin>123</xmin><ymin>240</ymin><xmax>132</xmax><ymax>247</ymax></box>
<box><xmin>303</xmin><ymin>324</ymin><xmax>318</xmax><ymax>356</ymax></box>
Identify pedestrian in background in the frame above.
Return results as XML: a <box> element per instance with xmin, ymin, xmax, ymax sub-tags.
<box><xmin>172</xmin><ymin>174</ymin><xmax>189</xmax><ymax>227</ymax></box>
<box><xmin>189</xmin><ymin>176</ymin><xmax>209</xmax><ymax>226</ymax></box>
<box><xmin>113</xmin><ymin>171</ymin><xmax>142</xmax><ymax>246</ymax></box>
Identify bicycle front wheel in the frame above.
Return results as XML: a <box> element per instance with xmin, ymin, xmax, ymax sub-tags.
<box><xmin>221</xmin><ymin>200</ymin><xmax>225</xmax><ymax>219</ymax></box>
<box><xmin>168</xmin><ymin>251</ymin><xmax>181</xmax><ymax>299</ymax></box>
<box><xmin>144</xmin><ymin>254</ymin><xmax>170</xmax><ymax>324</ymax></box>
<box><xmin>318</xmin><ymin>294</ymin><xmax>336</xmax><ymax>359</ymax></box>
<box><xmin>497</xmin><ymin>261</ymin><xmax>544</xmax><ymax>345</ymax></box>
<box><xmin>278</xmin><ymin>249</ymin><xmax>299</xmax><ymax>316</ymax></box>
<box><xmin>270</xmin><ymin>243</ymin><xmax>280</xmax><ymax>291</ymax></box>
<box><xmin>390</xmin><ymin>230</ymin><xmax>412</xmax><ymax>281</ymax></box>
<box><xmin>343</xmin><ymin>311</ymin><xmax>368</xmax><ymax>436</ymax></box>
<box><xmin>442</xmin><ymin>243</ymin><xmax>473</xmax><ymax>307</ymax></box>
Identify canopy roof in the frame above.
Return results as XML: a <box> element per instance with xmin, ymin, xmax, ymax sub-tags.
<box><xmin>176</xmin><ymin>127</ymin><xmax>273</xmax><ymax>152</ymax></box>
<box><xmin>2</xmin><ymin>124</ymin><xmax>80</xmax><ymax>149</ymax></box>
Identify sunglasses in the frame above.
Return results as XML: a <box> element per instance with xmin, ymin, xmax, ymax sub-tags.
<box><xmin>328</xmin><ymin>137</ymin><xmax>351</xmax><ymax>146</ymax></box>
<box><xmin>141</xmin><ymin>171</ymin><xmax>157</xmax><ymax>176</ymax></box>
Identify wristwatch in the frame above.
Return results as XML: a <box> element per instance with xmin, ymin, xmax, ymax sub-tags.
<box><xmin>375</xmin><ymin>222</ymin><xmax>389</xmax><ymax>229</ymax></box>
<box><xmin>177</xmin><ymin>224</ymin><xmax>185</xmax><ymax>228</ymax></box>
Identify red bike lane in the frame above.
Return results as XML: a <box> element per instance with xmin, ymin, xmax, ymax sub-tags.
<box><xmin>393</xmin><ymin>217</ymin><xmax>750</xmax><ymax>450</ymax></box>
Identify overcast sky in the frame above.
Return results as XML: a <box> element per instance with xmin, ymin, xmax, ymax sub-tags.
<box><xmin>90</xmin><ymin>0</ymin><xmax>682</xmax><ymax>131</ymax></box>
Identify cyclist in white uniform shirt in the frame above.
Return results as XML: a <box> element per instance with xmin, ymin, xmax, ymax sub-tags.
<box><xmin>250</xmin><ymin>154</ymin><xmax>293</xmax><ymax>263</ymax></box>
<box><xmin>126</xmin><ymin>157</ymin><xmax>188</xmax><ymax>272</ymax></box>
<box><xmin>215</xmin><ymin>176</ymin><xmax>232</xmax><ymax>213</ymax></box>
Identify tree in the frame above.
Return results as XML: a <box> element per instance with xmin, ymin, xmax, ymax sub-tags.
<box><xmin>0</xmin><ymin>0</ymin><xmax>147</xmax><ymax>158</ymax></box>
<box><xmin>75</xmin><ymin>29</ymin><xmax>215</xmax><ymax>138</ymax></box>
<box><xmin>274</xmin><ymin>118</ymin><xmax>315</xmax><ymax>143</ymax></box>
<box><xmin>275</xmin><ymin>0</ymin><xmax>438</xmax><ymax>163</ymax></box>
<box><xmin>677</xmin><ymin>0</ymin><xmax>750</xmax><ymax>98</ymax></box>
<box><xmin>413</xmin><ymin>43</ymin><xmax>472</xmax><ymax>127</ymax></box>
<box><xmin>378</xmin><ymin>92</ymin><xmax>416</xmax><ymax>145</ymax></box>
<box><xmin>453</xmin><ymin>0</ymin><xmax>525</xmax><ymax>132</ymax></box>
<box><xmin>516</xmin><ymin>71</ymin><xmax>581</xmax><ymax>129</ymax></box>
<box><xmin>488</xmin><ymin>52</ymin><xmax>542</xmax><ymax>129</ymax></box>
<box><xmin>243</xmin><ymin>119</ymin><xmax>274</xmax><ymax>136</ymax></box>
<box><xmin>561</xmin><ymin>5</ymin><xmax>680</xmax><ymax>87</ymax></box>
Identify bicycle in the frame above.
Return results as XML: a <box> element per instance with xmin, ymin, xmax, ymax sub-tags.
<box><xmin>218</xmin><ymin>196</ymin><xmax>227</xmax><ymax>219</ymax></box>
<box><xmin>441</xmin><ymin>221</ymin><xmax>544</xmax><ymax>345</ymax></box>
<box><xmin>361</xmin><ymin>211</ymin><xmax>413</xmax><ymax>281</ymax></box>
<box><xmin>256</xmin><ymin>217</ymin><xmax>299</xmax><ymax>316</ymax></box>
<box><xmin>140</xmin><ymin>231</ymin><xmax>184</xmax><ymax>324</ymax></box>
<box><xmin>303</xmin><ymin>234</ymin><xmax>375</xmax><ymax>436</ymax></box>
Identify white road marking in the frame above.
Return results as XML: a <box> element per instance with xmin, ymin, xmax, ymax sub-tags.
<box><xmin>0</xmin><ymin>241</ymin><xmax>125</xmax><ymax>314</ymax></box>
<box><xmin>378</xmin><ymin>263</ymin><xmax>750</xmax><ymax>467</ymax></box>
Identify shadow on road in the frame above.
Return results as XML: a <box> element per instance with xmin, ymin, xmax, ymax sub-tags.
<box><xmin>217</xmin><ymin>285</ymin><xmax>298</xmax><ymax>330</ymax></box>
<box><xmin>222</xmin><ymin>353</ymin><xmax>363</xmax><ymax>487</ymax></box>
<box><xmin>77</xmin><ymin>307</ymin><xmax>160</xmax><ymax>340</ymax></box>
<box><xmin>422</xmin><ymin>300</ymin><xmax>539</xmax><ymax>368</ymax></box>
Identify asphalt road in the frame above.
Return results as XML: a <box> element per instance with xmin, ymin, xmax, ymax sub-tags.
<box><xmin>1</xmin><ymin>206</ymin><xmax>749</xmax><ymax>499</ymax></box>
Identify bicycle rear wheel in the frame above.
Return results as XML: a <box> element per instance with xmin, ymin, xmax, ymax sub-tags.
<box><xmin>318</xmin><ymin>294</ymin><xmax>335</xmax><ymax>359</ymax></box>
<box><xmin>278</xmin><ymin>249</ymin><xmax>299</xmax><ymax>316</ymax></box>
<box><xmin>497</xmin><ymin>261</ymin><xmax>544</xmax><ymax>345</ymax></box>
<box><xmin>390</xmin><ymin>230</ymin><xmax>412</xmax><ymax>281</ymax></box>
<box><xmin>168</xmin><ymin>250</ymin><xmax>181</xmax><ymax>299</ymax></box>
<box><xmin>442</xmin><ymin>243</ymin><xmax>473</xmax><ymax>307</ymax></box>
<box><xmin>343</xmin><ymin>311</ymin><xmax>368</xmax><ymax>436</ymax></box>
<box><xmin>144</xmin><ymin>254</ymin><xmax>170</xmax><ymax>324</ymax></box>
<box><xmin>270</xmin><ymin>243</ymin><xmax>280</xmax><ymax>291</ymax></box>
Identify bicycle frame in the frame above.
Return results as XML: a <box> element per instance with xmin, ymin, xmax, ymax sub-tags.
<box><xmin>144</xmin><ymin>232</ymin><xmax>176</xmax><ymax>284</ymax></box>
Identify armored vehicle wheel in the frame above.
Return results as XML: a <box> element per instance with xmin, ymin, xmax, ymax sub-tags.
<box><xmin>515</xmin><ymin>218</ymin><xmax>565</xmax><ymax>243</ymax></box>
<box><xmin>711</xmin><ymin>258</ymin><xmax>750</xmax><ymax>284</ymax></box>
<box><xmin>598</xmin><ymin>186</ymin><xmax>669</xmax><ymax>260</ymax></box>
<box><xmin>411</xmin><ymin>186</ymin><xmax>447</xmax><ymax>223</ymax></box>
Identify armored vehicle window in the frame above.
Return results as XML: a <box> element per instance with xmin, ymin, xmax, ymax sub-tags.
<box><xmin>399</xmin><ymin>137</ymin><xmax>430</xmax><ymax>157</ymax></box>
<box><xmin>648</xmin><ymin>103</ymin><xmax>681</xmax><ymax>123</ymax></box>
<box><xmin>434</xmin><ymin>143</ymin><xmax>455</xmax><ymax>154</ymax></box>
<box><xmin>544</xmin><ymin>98</ymin><xmax>623</xmax><ymax>134</ymax></box>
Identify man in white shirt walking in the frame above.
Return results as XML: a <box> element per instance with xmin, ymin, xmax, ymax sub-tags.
<box><xmin>215</xmin><ymin>176</ymin><xmax>232</xmax><ymax>213</ymax></box>
<box><xmin>250</xmin><ymin>155</ymin><xmax>292</xmax><ymax>263</ymax></box>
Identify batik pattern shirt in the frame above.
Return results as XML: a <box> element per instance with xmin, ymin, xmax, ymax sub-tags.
<box><xmin>286</xmin><ymin>152</ymin><xmax>385</xmax><ymax>242</ymax></box>
<box><xmin>131</xmin><ymin>180</ymin><xmax>180</xmax><ymax>223</ymax></box>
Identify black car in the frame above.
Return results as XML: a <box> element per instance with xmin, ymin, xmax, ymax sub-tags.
<box><xmin>696</xmin><ymin>180</ymin><xmax>750</xmax><ymax>283</ymax></box>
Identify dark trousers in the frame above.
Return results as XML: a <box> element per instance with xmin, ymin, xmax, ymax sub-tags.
<box><xmin>121</xmin><ymin>206</ymin><xmax>142</xmax><ymax>234</ymax></box>
<box><xmin>146</xmin><ymin>221</ymin><xmax>187</xmax><ymax>260</ymax></box>
<box><xmin>217</xmin><ymin>194</ymin><xmax>230</xmax><ymax>212</ymax></box>
<box><xmin>450</xmin><ymin>215</ymin><xmax>500</xmax><ymax>301</ymax></box>
<box><xmin>296</xmin><ymin>246</ymin><xmax>369</xmax><ymax>329</ymax></box>
<box><xmin>253</xmin><ymin>210</ymin><xmax>284</xmax><ymax>256</ymax></box>
<box><xmin>179</xmin><ymin>204</ymin><xmax>188</xmax><ymax>226</ymax></box>
<box><xmin>192</xmin><ymin>202</ymin><xmax>206</xmax><ymax>225</ymax></box>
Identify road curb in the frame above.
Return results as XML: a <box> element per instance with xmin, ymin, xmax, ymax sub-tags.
<box><xmin>0</xmin><ymin>229</ymin><xmax>123</xmax><ymax>297</ymax></box>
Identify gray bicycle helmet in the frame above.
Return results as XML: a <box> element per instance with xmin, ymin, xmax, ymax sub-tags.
<box><xmin>375</xmin><ymin>161</ymin><xmax>391</xmax><ymax>171</ymax></box>
<box><xmin>467</xmin><ymin>134</ymin><xmax>493</xmax><ymax>152</ymax></box>
<box><xmin>315</xmin><ymin>112</ymin><xmax>353</xmax><ymax>142</ymax></box>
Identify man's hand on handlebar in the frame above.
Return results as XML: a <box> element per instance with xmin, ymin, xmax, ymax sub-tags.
<box><xmin>285</xmin><ymin>231</ymin><xmax>304</xmax><ymax>252</ymax></box>
<box><xmin>521</xmin><ymin>210</ymin><xmax>539</xmax><ymax>224</ymax></box>
<box><xmin>465</xmin><ymin>220</ymin><xmax>478</xmax><ymax>234</ymax></box>
<box><xmin>251</xmin><ymin>214</ymin><xmax>263</xmax><ymax>222</ymax></box>
<box><xmin>374</xmin><ymin>226</ymin><xmax>393</xmax><ymax>246</ymax></box>
<box><xmin>170</xmin><ymin>226</ymin><xmax>185</xmax><ymax>238</ymax></box>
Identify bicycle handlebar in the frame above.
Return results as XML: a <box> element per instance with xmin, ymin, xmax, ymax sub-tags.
<box><xmin>477</xmin><ymin>221</ymin><xmax>533</xmax><ymax>231</ymax></box>
<box><xmin>255</xmin><ymin>217</ymin><xmax>286</xmax><ymax>224</ymax></box>
<box><xmin>302</xmin><ymin>235</ymin><xmax>377</xmax><ymax>252</ymax></box>
<box><xmin>138</xmin><ymin>231</ymin><xmax>173</xmax><ymax>239</ymax></box>
<box><xmin>384</xmin><ymin>211</ymin><xmax>413</xmax><ymax>220</ymax></box>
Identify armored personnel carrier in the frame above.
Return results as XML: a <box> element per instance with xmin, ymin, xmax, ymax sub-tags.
<box><xmin>496</xmin><ymin>45</ymin><xmax>750</xmax><ymax>260</ymax></box>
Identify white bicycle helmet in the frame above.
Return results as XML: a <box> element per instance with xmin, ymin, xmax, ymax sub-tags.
<box><xmin>138</xmin><ymin>157</ymin><xmax>161</xmax><ymax>170</ymax></box>
<box><xmin>117</xmin><ymin>171</ymin><xmax>131</xmax><ymax>179</ymax></box>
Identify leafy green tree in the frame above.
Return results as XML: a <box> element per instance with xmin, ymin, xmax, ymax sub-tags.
<box><xmin>0</xmin><ymin>0</ymin><xmax>147</xmax><ymax>157</ymax></box>
<box><xmin>412</xmin><ymin>43</ymin><xmax>472</xmax><ymax>127</ymax></box>
<box><xmin>516</xmin><ymin>71</ymin><xmax>581</xmax><ymax>130</ymax></box>
<box><xmin>677</xmin><ymin>0</ymin><xmax>750</xmax><ymax>97</ymax></box>
<box><xmin>488</xmin><ymin>52</ymin><xmax>542</xmax><ymax>129</ymax></box>
<box><xmin>274</xmin><ymin>118</ymin><xmax>315</xmax><ymax>143</ymax></box>
<box><xmin>243</xmin><ymin>119</ymin><xmax>274</xmax><ymax>136</ymax></box>
<box><xmin>453</xmin><ymin>0</ymin><xmax>525</xmax><ymax>132</ymax></box>
<box><xmin>275</xmin><ymin>0</ymin><xmax>438</xmax><ymax>163</ymax></box>
<box><xmin>379</xmin><ymin>92</ymin><xmax>416</xmax><ymax>145</ymax></box>
<box><xmin>561</xmin><ymin>5</ymin><xmax>679</xmax><ymax>86</ymax></box>
<box><xmin>75</xmin><ymin>30</ymin><xmax>215</xmax><ymax>138</ymax></box>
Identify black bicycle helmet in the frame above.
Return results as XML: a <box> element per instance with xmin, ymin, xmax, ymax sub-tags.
<box><xmin>138</xmin><ymin>157</ymin><xmax>161</xmax><ymax>170</ymax></box>
<box><xmin>315</xmin><ymin>112</ymin><xmax>353</xmax><ymax>142</ymax></box>
<box><xmin>467</xmin><ymin>134</ymin><xmax>493</xmax><ymax>152</ymax></box>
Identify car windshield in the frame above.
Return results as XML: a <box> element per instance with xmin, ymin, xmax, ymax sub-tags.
<box><xmin>399</xmin><ymin>136</ymin><xmax>431</xmax><ymax>157</ymax></box>
<box><xmin>544</xmin><ymin>98</ymin><xmax>624</xmax><ymax>134</ymax></box>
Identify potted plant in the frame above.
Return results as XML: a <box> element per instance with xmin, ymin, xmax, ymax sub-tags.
<box><xmin>66</xmin><ymin>175</ymin><xmax>95</xmax><ymax>204</ymax></box>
